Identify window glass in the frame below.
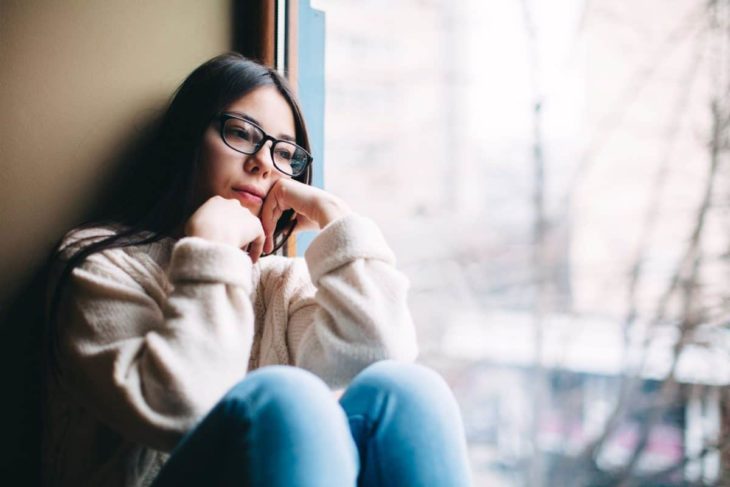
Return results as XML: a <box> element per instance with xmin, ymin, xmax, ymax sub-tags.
<box><xmin>318</xmin><ymin>0</ymin><xmax>730</xmax><ymax>484</ymax></box>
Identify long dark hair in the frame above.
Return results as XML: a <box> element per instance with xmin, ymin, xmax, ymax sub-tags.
<box><xmin>45</xmin><ymin>52</ymin><xmax>312</xmax><ymax>373</ymax></box>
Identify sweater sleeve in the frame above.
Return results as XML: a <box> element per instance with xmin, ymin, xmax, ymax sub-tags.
<box><xmin>53</xmin><ymin>233</ymin><xmax>254</xmax><ymax>452</ymax></box>
<box><xmin>285</xmin><ymin>214</ymin><xmax>419</xmax><ymax>389</ymax></box>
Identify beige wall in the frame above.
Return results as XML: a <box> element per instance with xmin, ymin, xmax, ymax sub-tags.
<box><xmin>0</xmin><ymin>0</ymin><xmax>232</xmax><ymax>306</ymax></box>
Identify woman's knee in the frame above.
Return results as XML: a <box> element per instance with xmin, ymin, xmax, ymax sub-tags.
<box><xmin>217</xmin><ymin>366</ymin><xmax>340</xmax><ymax>423</ymax></box>
<box><xmin>348</xmin><ymin>360</ymin><xmax>459</xmax><ymax>410</ymax></box>
<box><xmin>216</xmin><ymin>366</ymin><xmax>356</xmax><ymax>462</ymax></box>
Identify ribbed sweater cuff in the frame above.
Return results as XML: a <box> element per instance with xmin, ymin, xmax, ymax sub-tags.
<box><xmin>168</xmin><ymin>237</ymin><xmax>252</xmax><ymax>288</ymax></box>
<box><xmin>304</xmin><ymin>214</ymin><xmax>395</xmax><ymax>283</ymax></box>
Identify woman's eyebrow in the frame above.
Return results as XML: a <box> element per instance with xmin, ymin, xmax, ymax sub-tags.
<box><xmin>227</xmin><ymin>111</ymin><xmax>296</xmax><ymax>142</ymax></box>
<box><xmin>228</xmin><ymin>111</ymin><xmax>260</xmax><ymax>125</ymax></box>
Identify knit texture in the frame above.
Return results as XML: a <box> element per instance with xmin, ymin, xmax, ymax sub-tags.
<box><xmin>43</xmin><ymin>214</ymin><xmax>418</xmax><ymax>487</ymax></box>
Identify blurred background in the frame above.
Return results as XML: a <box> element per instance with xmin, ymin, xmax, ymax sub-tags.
<box><xmin>317</xmin><ymin>0</ymin><xmax>729</xmax><ymax>485</ymax></box>
<box><xmin>1</xmin><ymin>0</ymin><xmax>727</xmax><ymax>485</ymax></box>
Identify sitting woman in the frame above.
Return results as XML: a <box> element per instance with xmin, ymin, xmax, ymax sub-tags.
<box><xmin>43</xmin><ymin>53</ymin><xmax>472</xmax><ymax>487</ymax></box>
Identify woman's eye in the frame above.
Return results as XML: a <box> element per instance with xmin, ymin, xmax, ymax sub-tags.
<box><xmin>276</xmin><ymin>149</ymin><xmax>293</xmax><ymax>161</ymax></box>
<box><xmin>228</xmin><ymin>126</ymin><xmax>252</xmax><ymax>141</ymax></box>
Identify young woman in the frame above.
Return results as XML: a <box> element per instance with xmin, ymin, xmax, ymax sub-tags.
<box><xmin>43</xmin><ymin>53</ymin><xmax>472</xmax><ymax>486</ymax></box>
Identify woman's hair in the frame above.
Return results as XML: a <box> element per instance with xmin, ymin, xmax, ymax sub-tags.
<box><xmin>45</xmin><ymin>52</ymin><xmax>311</xmax><ymax>371</ymax></box>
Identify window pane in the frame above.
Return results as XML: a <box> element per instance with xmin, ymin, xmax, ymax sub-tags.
<box><xmin>320</xmin><ymin>0</ymin><xmax>730</xmax><ymax>484</ymax></box>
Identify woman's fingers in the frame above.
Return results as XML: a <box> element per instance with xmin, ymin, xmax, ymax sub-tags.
<box><xmin>242</xmin><ymin>215</ymin><xmax>265</xmax><ymax>263</ymax></box>
<box><xmin>261</xmin><ymin>183</ymin><xmax>288</xmax><ymax>254</ymax></box>
<box><xmin>259</xmin><ymin>178</ymin><xmax>349</xmax><ymax>253</ymax></box>
<box><xmin>260</xmin><ymin>189</ymin><xmax>278</xmax><ymax>247</ymax></box>
<box><xmin>247</xmin><ymin>232</ymin><xmax>265</xmax><ymax>264</ymax></box>
<box><xmin>263</xmin><ymin>205</ymin><xmax>284</xmax><ymax>254</ymax></box>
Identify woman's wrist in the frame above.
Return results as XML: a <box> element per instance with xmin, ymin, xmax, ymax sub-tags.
<box><xmin>315</xmin><ymin>198</ymin><xmax>352</xmax><ymax>228</ymax></box>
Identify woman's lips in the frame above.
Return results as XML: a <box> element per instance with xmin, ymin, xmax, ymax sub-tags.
<box><xmin>233</xmin><ymin>189</ymin><xmax>263</xmax><ymax>205</ymax></box>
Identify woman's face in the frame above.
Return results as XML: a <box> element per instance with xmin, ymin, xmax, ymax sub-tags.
<box><xmin>196</xmin><ymin>85</ymin><xmax>296</xmax><ymax>215</ymax></box>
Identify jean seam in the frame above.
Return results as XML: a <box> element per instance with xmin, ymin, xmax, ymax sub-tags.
<box><xmin>349</xmin><ymin>398</ymin><xmax>390</xmax><ymax>487</ymax></box>
<box><xmin>345</xmin><ymin>413</ymin><xmax>371</xmax><ymax>487</ymax></box>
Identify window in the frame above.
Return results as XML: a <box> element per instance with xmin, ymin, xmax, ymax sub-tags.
<box><xmin>316</xmin><ymin>0</ymin><xmax>730</xmax><ymax>484</ymax></box>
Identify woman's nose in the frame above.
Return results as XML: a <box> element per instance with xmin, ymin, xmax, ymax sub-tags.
<box><xmin>245</xmin><ymin>141</ymin><xmax>275</xmax><ymax>176</ymax></box>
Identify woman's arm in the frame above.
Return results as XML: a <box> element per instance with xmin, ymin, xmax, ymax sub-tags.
<box><xmin>283</xmin><ymin>214</ymin><xmax>419</xmax><ymax>389</ymax></box>
<box><xmin>53</xmin><ymin>230</ymin><xmax>255</xmax><ymax>452</ymax></box>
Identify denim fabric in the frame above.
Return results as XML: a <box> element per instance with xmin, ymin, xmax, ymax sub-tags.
<box><xmin>152</xmin><ymin>360</ymin><xmax>472</xmax><ymax>486</ymax></box>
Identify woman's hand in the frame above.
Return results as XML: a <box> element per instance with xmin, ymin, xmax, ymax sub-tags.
<box><xmin>259</xmin><ymin>179</ymin><xmax>351</xmax><ymax>254</ymax></box>
<box><xmin>184</xmin><ymin>196</ymin><xmax>267</xmax><ymax>263</ymax></box>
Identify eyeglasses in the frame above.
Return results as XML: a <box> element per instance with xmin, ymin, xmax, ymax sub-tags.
<box><xmin>217</xmin><ymin>113</ymin><xmax>312</xmax><ymax>177</ymax></box>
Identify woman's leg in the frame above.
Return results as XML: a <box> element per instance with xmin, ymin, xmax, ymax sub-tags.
<box><xmin>339</xmin><ymin>360</ymin><xmax>472</xmax><ymax>487</ymax></box>
<box><xmin>153</xmin><ymin>365</ymin><xmax>359</xmax><ymax>487</ymax></box>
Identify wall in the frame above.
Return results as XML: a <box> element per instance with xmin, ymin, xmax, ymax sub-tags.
<box><xmin>0</xmin><ymin>0</ymin><xmax>232</xmax><ymax>478</ymax></box>
<box><xmin>0</xmin><ymin>0</ymin><xmax>231</xmax><ymax>306</ymax></box>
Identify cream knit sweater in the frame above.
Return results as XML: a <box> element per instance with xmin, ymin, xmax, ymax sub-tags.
<box><xmin>43</xmin><ymin>214</ymin><xmax>419</xmax><ymax>486</ymax></box>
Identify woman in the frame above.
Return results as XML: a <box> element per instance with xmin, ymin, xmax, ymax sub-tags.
<box><xmin>44</xmin><ymin>53</ymin><xmax>472</xmax><ymax>486</ymax></box>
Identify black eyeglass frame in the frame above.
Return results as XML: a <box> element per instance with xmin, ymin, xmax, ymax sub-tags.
<box><xmin>217</xmin><ymin>113</ymin><xmax>313</xmax><ymax>178</ymax></box>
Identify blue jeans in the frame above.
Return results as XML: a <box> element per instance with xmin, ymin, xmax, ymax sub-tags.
<box><xmin>152</xmin><ymin>360</ymin><xmax>472</xmax><ymax>486</ymax></box>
